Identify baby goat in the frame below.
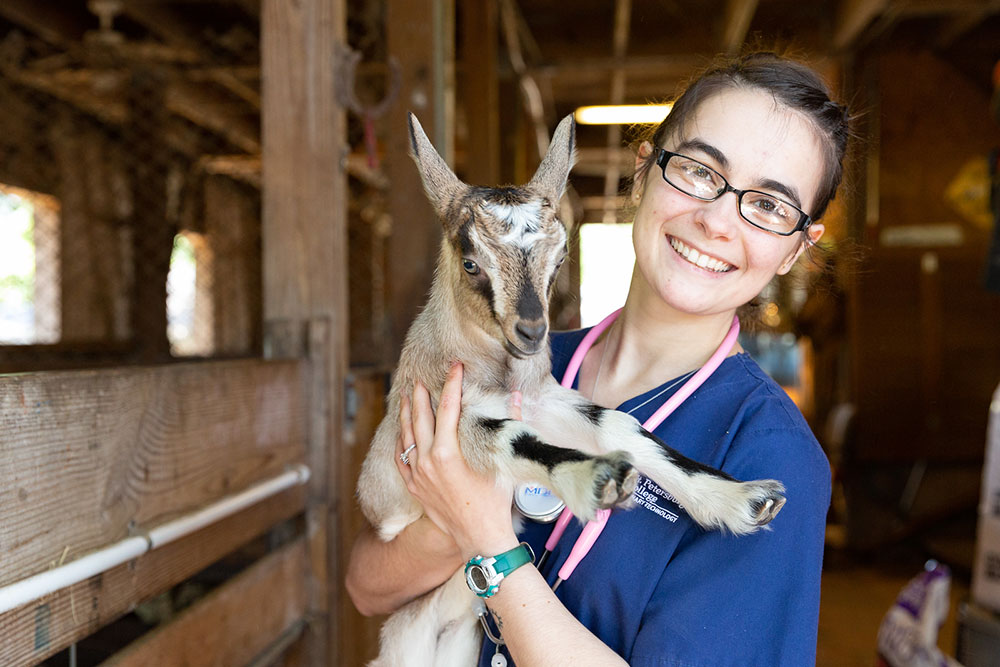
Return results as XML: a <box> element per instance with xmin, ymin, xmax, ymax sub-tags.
<box><xmin>356</xmin><ymin>113</ymin><xmax>786</xmax><ymax>666</ymax></box>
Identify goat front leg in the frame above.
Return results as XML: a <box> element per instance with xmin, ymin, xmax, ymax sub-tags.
<box><xmin>457</xmin><ymin>407</ymin><xmax>639</xmax><ymax>523</ymax></box>
<box><xmin>520</xmin><ymin>381</ymin><xmax>786</xmax><ymax>535</ymax></box>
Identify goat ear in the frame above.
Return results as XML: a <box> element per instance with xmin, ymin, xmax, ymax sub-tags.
<box><xmin>528</xmin><ymin>114</ymin><xmax>576</xmax><ymax>201</ymax></box>
<box><xmin>407</xmin><ymin>112</ymin><xmax>464</xmax><ymax>219</ymax></box>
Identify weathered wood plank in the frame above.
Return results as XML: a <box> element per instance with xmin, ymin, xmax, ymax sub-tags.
<box><xmin>338</xmin><ymin>368</ymin><xmax>390</xmax><ymax>666</ymax></box>
<box><xmin>0</xmin><ymin>359</ymin><xmax>306</xmax><ymax>588</ymax></box>
<box><xmin>384</xmin><ymin>0</ymin><xmax>447</xmax><ymax>358</ymax></box>
<box><xmin>261</xmin><ymin>0</ymin><xmax>348</xmax><ymax>662</ymax></box>
<box><xmin>99</xmin><ymin>537</ymin><xmax>310</xmax><ymax>667</ymax></box>
<box><xmin>460</xmin><ymin>0</ymin><xmax>500</xmax><ymax>186</ymax></box>
<box><xmin>0</xmin><ymin>485</ymin><xmax>306</xmax><ymax>666</ymax></box>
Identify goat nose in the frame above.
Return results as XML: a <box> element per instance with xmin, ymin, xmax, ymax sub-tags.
<box><xmin>515</xmin><ymin>320</ymin><xmax>547</xmax><ymax>346</ymax></box>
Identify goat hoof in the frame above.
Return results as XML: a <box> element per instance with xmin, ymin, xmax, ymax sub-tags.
<box><xmin>747</xmin><ymin>481</ymin><xmax>786</xmax><ymax>526</ymax></box>
<box><xmin>594</xmin><ymin>452</ymin><xmax>637</xmax><ymax>509</ymax></box>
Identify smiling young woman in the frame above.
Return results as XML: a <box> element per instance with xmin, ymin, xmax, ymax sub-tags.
<box><xmin>346</xmin><ymin>52</ymin><xmax>853</xmax><ymax>667</ymax></box>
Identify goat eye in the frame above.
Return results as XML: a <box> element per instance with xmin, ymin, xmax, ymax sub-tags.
<box><xmin>462</xmin><ymin>259</ymin><xmax>480</xmax><ymax>275</ymax></box>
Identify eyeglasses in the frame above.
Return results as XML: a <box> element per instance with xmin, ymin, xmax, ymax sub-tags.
<box><xmin>653</xmin><ymin>148</ymin><xmax>812</xmax><ymax>236</ymax></box>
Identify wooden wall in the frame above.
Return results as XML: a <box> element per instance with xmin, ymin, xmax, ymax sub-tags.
<box><xmin>0</xmin><ymin>360</ymin><xmax>308</xmax><ymax>664</ymax></box>
<box><xmin>850</xmin><ymin>49</ymin><xmax>1000</xmax><ymax>464</ymax></box>
<box><xmin>843</xmin><ymin>48</ymin><xmax>1000</xmax><ymax>549</ymax></box>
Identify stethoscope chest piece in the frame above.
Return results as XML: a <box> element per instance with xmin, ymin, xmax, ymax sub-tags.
<box><xmin>513</xmin><ymin>482</ymin><xmax>565</xmax><ymax>523</ymax></box>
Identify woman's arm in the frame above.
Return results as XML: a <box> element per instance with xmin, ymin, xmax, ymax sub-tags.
<box><xmin>401</xmin><ymin>363</ymin><xmax>625</xmax><ymax>666</ymax></box>
<box><xmin>345</xmin><ymin>516</ymin><xmax>463</xmax><ymax>617</ymax></box>
<box><xmin>484</xmin><ymin>565</ymin><xmax>627</xmax><ymax>667</ymax></box>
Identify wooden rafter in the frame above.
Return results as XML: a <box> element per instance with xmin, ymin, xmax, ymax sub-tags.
<box><xmin>120</xmin><ymin>2</ymin><xmax>261</xmax><ymax>109</ymax></box>
<box><xmin>499</xmin><ymin>0</ymin><xmax>550</xmax><ymax>158</ymax></box>
<box><xmin>834</xmin><ymin>0</ymin><xmax>890</xmax><ymax>51</ymax></box>
<box><xmin>166</xmin><ymin>79</ymin><xmax>260</xmax><ymax>153</ymax></box>
<box><xmin>721</xmin><ymin>0</ymin><xmax>759</xmax><ymax>55</ymax></box>
<box><xmin>536</xmin><ymin>54</ymin><xmax>707</xmax><ymax>82</ymax></box>
<box><xmin>1</xmin><ymin>65</ymin><xmax>258</xmax><ymax>154</ymax></box>
<box><xmin>601</xmin><ymin>0</ymin><xmax>632</xmax><ymax>224</ymax></box>
<box><xmin>934</xmin><ymin>1</ymin><xmax>1000</xmax><ymax>47</ymax></box>
<box><xmin>120</xmin><ymin>0</ymin><xmax>207</xmax><ymax>53</ymax></box>
<box><xmin>0</xmin><ymin>0</ymin><xmax>89</xmax><ymax>45</ymax></box>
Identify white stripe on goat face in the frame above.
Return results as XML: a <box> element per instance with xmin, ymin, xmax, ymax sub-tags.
<box><xmin>485</xmin><ymin>201</ymin><xmax>547</xmax><ymax>248</ymax></box>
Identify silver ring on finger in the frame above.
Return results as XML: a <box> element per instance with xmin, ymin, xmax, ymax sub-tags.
<box><xmin>400</xmin><ymin>442</ymin><xmax>417</xmax><ymax>465</ymax></box>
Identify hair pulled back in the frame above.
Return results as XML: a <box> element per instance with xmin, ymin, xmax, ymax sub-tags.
<box><xmin>639</xmin><ymin>51</ymin><xmax>851</xmax><ymax>223</ymax></box>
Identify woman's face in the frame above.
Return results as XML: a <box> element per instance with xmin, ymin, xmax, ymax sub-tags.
<box><xmin>631</xmin><ymin>87</ymin><xmax>826</xmax><ymax>319</ymax></box>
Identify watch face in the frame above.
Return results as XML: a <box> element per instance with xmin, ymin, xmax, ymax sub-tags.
<box><xmin>469</xmin><ymin>566</ymin><xmax>489</xmax><ymax>591</ymax></box>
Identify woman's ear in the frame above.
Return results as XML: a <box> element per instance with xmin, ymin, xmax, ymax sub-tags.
<box><xmin>632</xmin><ymin>141</ymin><xmax>655</xmax><ymax>201</ymax></box>
<box><xmin>776</xmin><ymin>223</ymin><xmax>824</xmax><ymax>275</ymax></box>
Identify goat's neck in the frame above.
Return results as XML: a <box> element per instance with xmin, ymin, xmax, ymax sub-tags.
<box><xmin>400</xmin><ymin>279</ymin><xmax>552</xmax><ymax>396</ymax></box>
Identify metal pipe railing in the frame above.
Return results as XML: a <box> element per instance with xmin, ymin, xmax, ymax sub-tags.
<box><xmin>0</xmin><ymin>464</ymin><xmax>311</xmax><ymax>615</ymax></box>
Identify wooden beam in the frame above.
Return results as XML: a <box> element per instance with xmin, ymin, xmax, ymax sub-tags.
<box><xmin>0</xmin><ymin>485</ymin><xmax>305</xmax><ymax>665</ymax></box>
<box><xmin>100</xmin><ymin>537</ymin><xmax>310</xmax><ymax>667</ymax></box>
<box><xmin>121</xmin><ymin>2</ymin><xmax>262</xmax><ymax>110</ymax></box>
<box><xmin>459</xmin><ymin>0</ymin><xmax>500</xmax><ymax>185</ymax></box>
<box><xmin>721</xmin><ymin>0</ymin><xmax>758</xmax><ymax>55</ymax></box>
<box><xmin>0</xmin><ymin>67</ymin><xmax>128</xmax><ymax>125</ymax></box>
<box><xmin>49</xmin><ymin>111</ymin><xmax>130</xmax><ymax>342</ymax></box>
<box><xmin>336</xmin><ymin>369</ymin><xmax>390</xmax><ymax>665</ymax></box>
<box><xmin>935</xmin><ymin>4</ymin><xmax>999</xmax><ymax>48</ymax></box>
<box><xmin>127</xmin><ymin>68</ymin><xmax>174</xmax><ymax>363</ymax></box>
<box><xmin>535</xmin><ymin>53</ymin><xmax>707</xmax><ymax>89</ymax></box>
<box><xmin>833</xmin><ymin>0</ymin><xmax>890</xmax><ymax>51</ymax></box>
<box><xmin>499</xmin><ymin>0</ymin><xmax>549</xmax><ymax>158</ymax></box>
<box><xmin>0</xmin><ymin>0</ymin><xmax>89</xmax><ymax>45</ymax></box>
<box><xmin>166</xmin><ymin>79</ymin><xmax>261</xmax><ymax>153</ymax></box>
<box><xmin>261</xmin><ymin>0</ymin><xmax>346</xmax><ymax>663</ymax></box>
<box><xmin>600</xmin><ymin>0</ymin><xmax>631</xmax><ymax>224</ymax></box>
<box><xmin>894</xmin><ymin>0</ymin><xmax>1000</xmax><ymax>16</ymax></box>
<box><xmin>383</xmin><ymin>0</ymin><xmax>451</xmax><ymax>356</ymax></box>
<box><xmin>120</xmin><ymin>0</ymin><xmax>206</xmax><ymax>53</ymax></box>
<box><xmin>0</xmin><ymin>66</ymin><xmax>259</xmax><ymax>153</ymax></box>
<box><xmin>0</xmin><ymin>359</ymin><xmax>306</xmax><ymax>588</ymax></box>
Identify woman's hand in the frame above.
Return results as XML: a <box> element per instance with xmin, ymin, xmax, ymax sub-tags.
<box><xmin>394</xmin><ymin>362</ymin><xmax>518</xmax><ymax>560</ymax></box>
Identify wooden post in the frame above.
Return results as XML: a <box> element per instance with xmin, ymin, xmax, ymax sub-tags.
<box><xmin>459</xmin><ymin>0</ymin><xmax>500</xmax><ymax>185</ymax></box>
<box><xmin>384</xmin><ymin>0</ymin><xmax>455</xmax><ymax>357</ymax></box>
<box><xmin>261</xmin><ymin>0</ymin><xmax>347</xmax><ymax>663</ymax></box>
<box><xmin>128</xmin><ymin>68</ymin><xmax>175</xmax><ymax>362</ymax></box>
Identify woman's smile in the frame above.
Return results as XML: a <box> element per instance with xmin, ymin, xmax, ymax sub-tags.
<box><xmin>667</xmin><ymin>235</ymin><xmax>735</xmax><ymax>274</ymax></box>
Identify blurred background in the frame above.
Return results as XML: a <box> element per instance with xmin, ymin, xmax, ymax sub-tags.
<box><xmin>0</xmin><ymin>1</ymin><xmax>999</xmax><ymax>665</ymax></box>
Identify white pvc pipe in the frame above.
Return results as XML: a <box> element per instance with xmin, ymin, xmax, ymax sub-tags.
<box><xmin>0</xmin><ymin>537</ymin><xmax>148</xmax><ymax>615</ymax></box>
<box><xmin>147</xmin><ymin>464</ymin><xmax>310</xmax><ymax>548</ymax></box>
<box><xmin>0</xmin><ymin>464</ymin><xmax>311</xmax><ymax>615</ymax></box>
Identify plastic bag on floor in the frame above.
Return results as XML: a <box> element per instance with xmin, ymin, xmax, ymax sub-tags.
<box><xmin>876</xmin><ymin>561</ymin><xmax>964</xmax><ymax>667</ymax></box>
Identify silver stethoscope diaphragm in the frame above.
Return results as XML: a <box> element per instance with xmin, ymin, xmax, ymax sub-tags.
<box><xmin>513</xmin><ymin>482</ymin><xmax>565</xmax><ymax>523</ymax></box>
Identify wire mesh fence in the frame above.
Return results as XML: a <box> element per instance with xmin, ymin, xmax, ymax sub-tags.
<box><xmin>0</xmin><ymin>7</ymin><xmax>263</xmax><ymax>368</ymax></box>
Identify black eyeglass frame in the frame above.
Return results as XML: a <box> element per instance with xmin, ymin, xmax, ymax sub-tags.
<box><xmin>653</xmin><ymin>147</ymin><xmax>813</xmax><ymax>237</ymax></box>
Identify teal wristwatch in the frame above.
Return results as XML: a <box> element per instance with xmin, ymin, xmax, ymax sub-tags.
<box><xmin>465</xmin><ymin>543</ymin><xmax>535</xmax><ymax>598</ymax></box>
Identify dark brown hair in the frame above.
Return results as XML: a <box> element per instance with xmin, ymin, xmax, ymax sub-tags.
<box><xmin>632</xmin><ymin>52</ymin><xmax>854</xmax><ymax>330</ymax></box>
<box><xmin>636</xmin><ymin>51</ymin><xmax>852</xmax><ymax>223</ymax></box>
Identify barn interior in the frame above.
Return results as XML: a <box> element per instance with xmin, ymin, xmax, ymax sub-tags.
<box><xmin>1</xmin><ymin>1</ymin><xmax>1000</xmax><ymax>665</ymax></box>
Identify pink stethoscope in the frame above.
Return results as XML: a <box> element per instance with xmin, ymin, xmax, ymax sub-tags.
<box><xmin>538</xmin><ymin>307</ymin><xmax>741</xmax><ymax>591</ymax></box>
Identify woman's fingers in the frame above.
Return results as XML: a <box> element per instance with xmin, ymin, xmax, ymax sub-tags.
<box><xmin>435</xmin><ymin>362</ymin><xmax>464</xmax><ymax>443</ymax></box>
<box><xmin>410</xmin><ymin>380</ymin><xmax>436</xmax><ymax>456</ymax></box>
<box><xmin>395</xmin><ymin>394</ymin><xmax>415</xmax><ymax>481</ymax></box>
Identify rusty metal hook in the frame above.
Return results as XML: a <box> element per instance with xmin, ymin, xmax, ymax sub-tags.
<box><xmin>335</xmin><ymin>44</ymin><xmax>402</xmax><ymax>120</ymax></box>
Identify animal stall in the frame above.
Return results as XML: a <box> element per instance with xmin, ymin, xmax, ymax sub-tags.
<box><xmin>0</xmin><ymin>0</ymin><xmax>350</xmax><ymax>664</ymax></box>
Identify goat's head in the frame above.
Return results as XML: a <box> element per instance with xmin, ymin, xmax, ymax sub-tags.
<box><xmin>408</xmin><ymin>113</ymin><xmax>576</xmax><ymax>358</ymax></box>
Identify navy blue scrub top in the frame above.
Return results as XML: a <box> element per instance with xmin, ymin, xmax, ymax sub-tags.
<box><xmin>477</xmin><ymin>328</ymin><xmax>831</xmax><ymax>667</ymax></box>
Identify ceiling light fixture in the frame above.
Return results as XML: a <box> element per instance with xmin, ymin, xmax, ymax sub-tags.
<box><xmin>573</xmin><ymin>104</ymin><xmax>673</xmax><ymax>125</ymax></box>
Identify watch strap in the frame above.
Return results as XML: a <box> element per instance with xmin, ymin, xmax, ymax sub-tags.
<box><xmin>492</xmin><ymin>542</ymin><xmax>534</xmax><ymax>575</ymax></box>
